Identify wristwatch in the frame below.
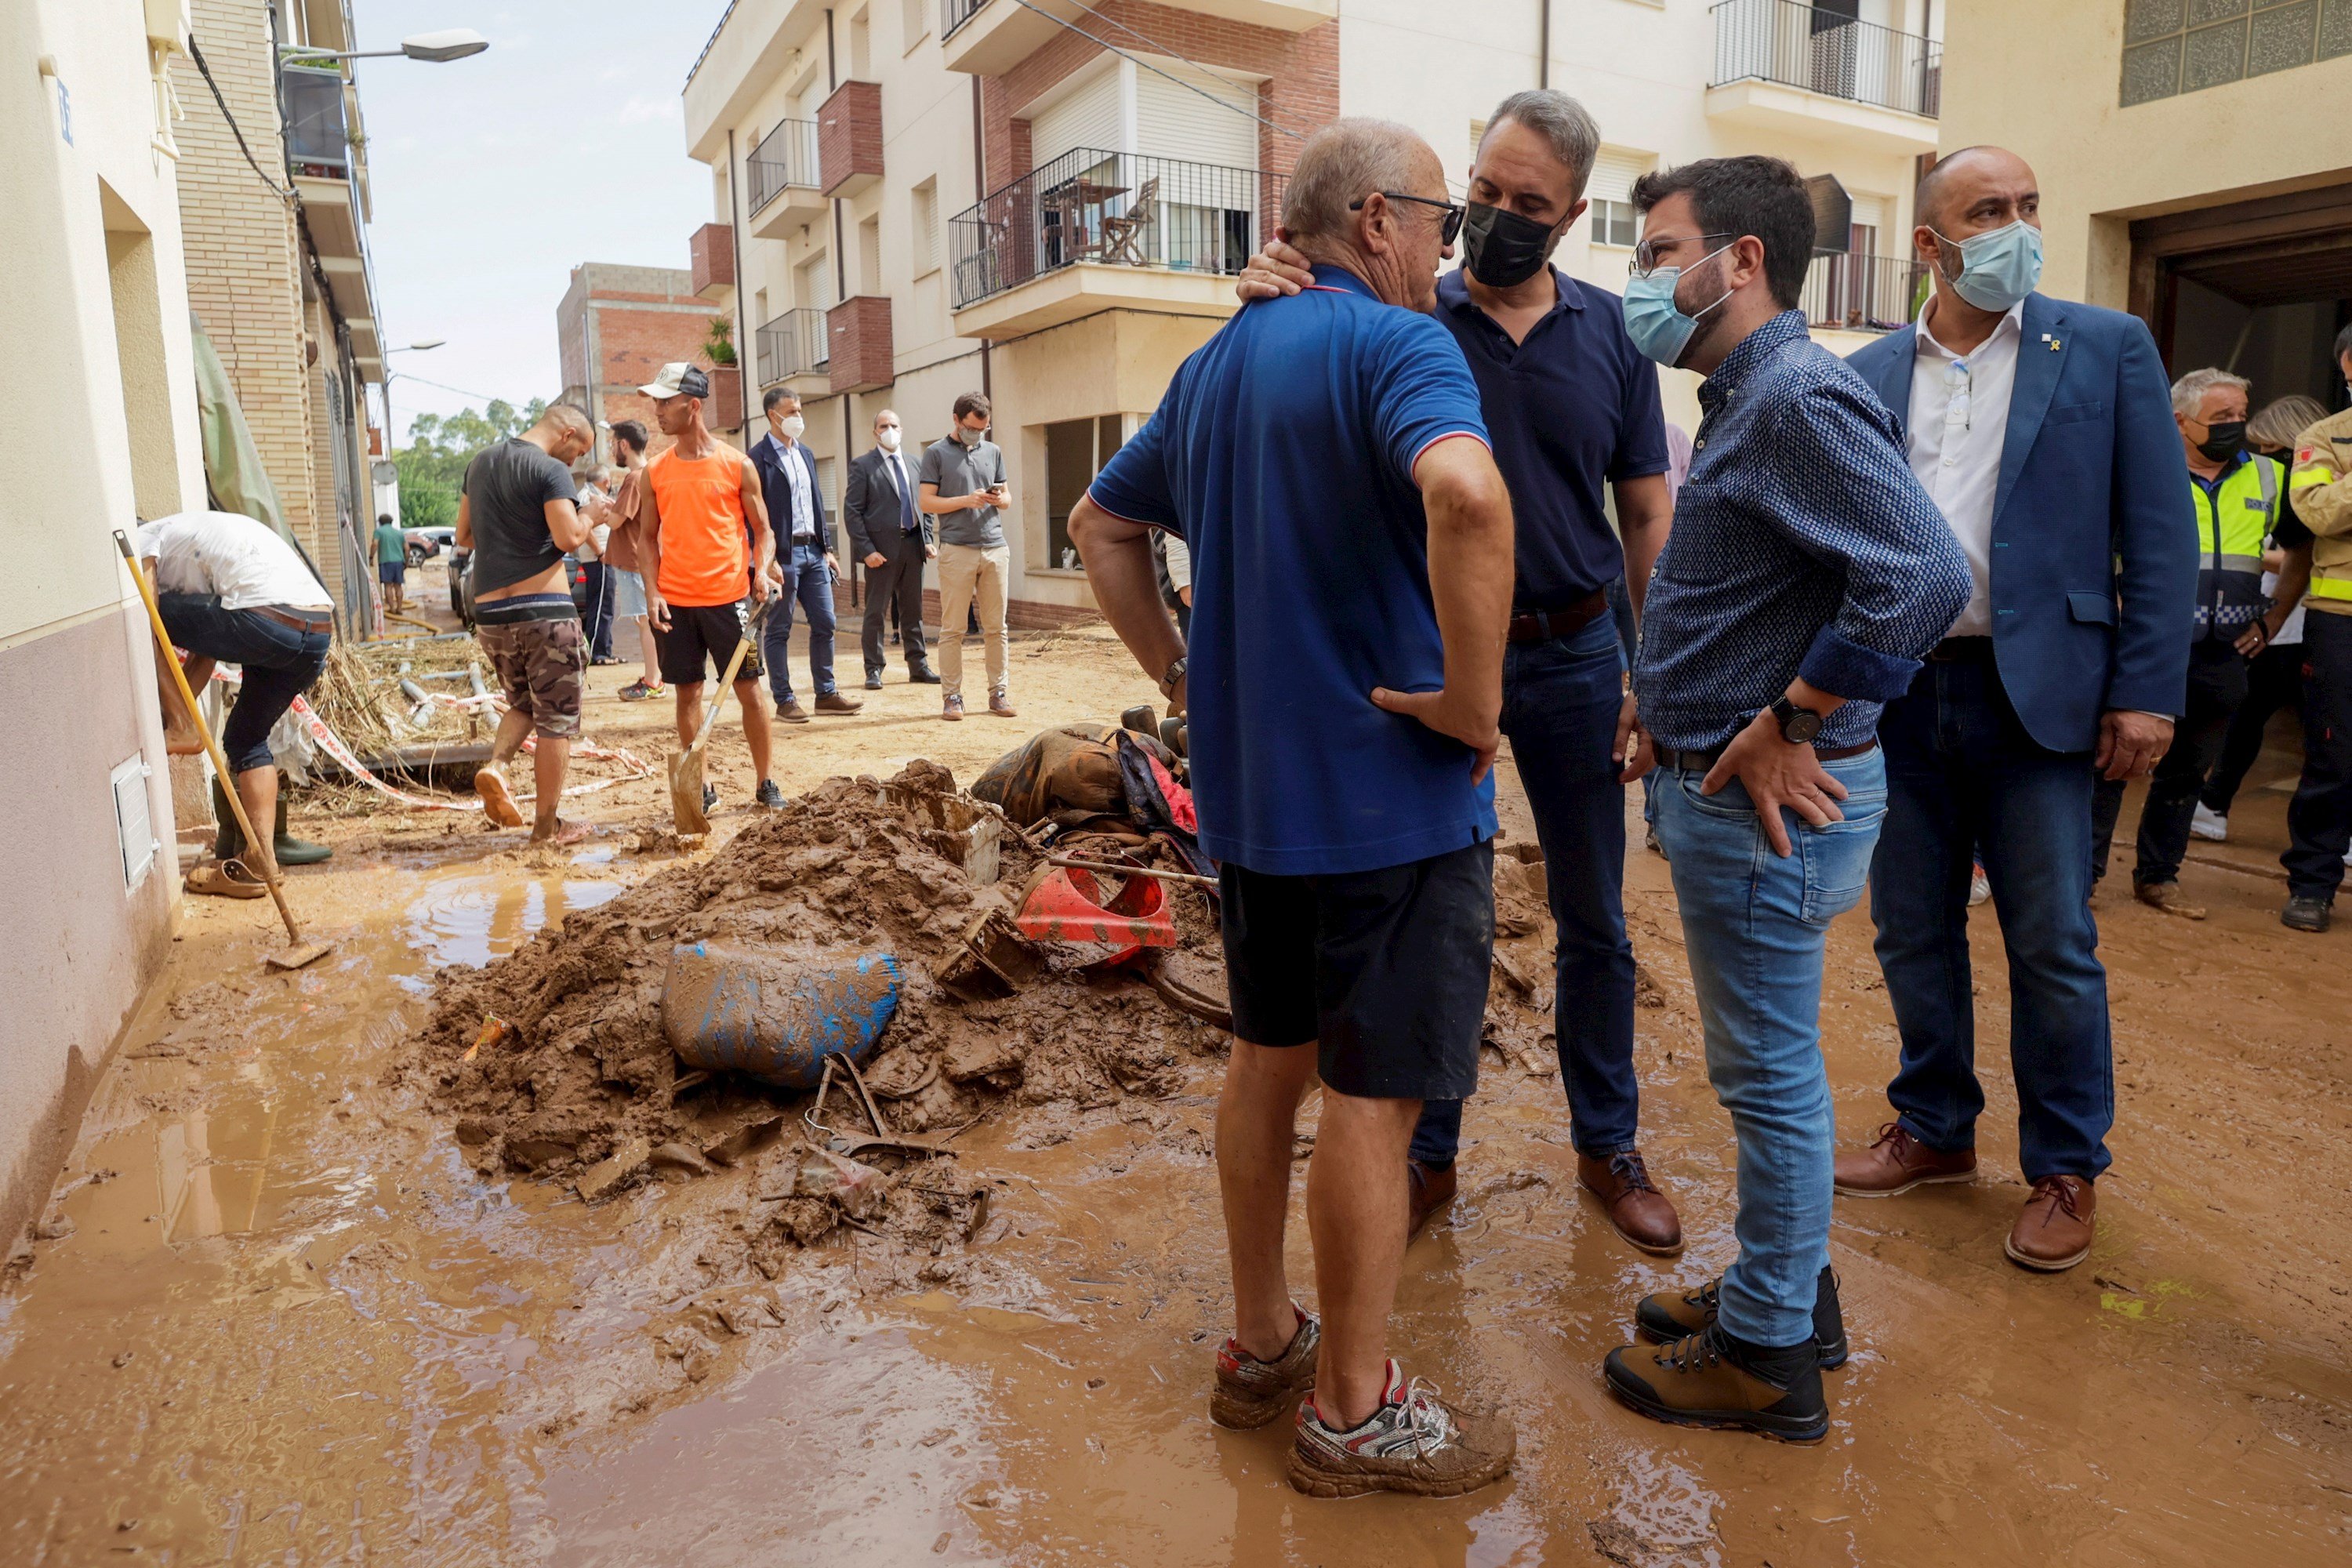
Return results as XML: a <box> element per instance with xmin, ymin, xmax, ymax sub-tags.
<box><xmin>1159</xmin><ymin>655</ymin><xmax>1189</xmax><ymax>698</ymax></box>
<box><xmin>1768</xmin><ymin>695</ymin><xmax>1824</xmax><ymax>745</ymax></box>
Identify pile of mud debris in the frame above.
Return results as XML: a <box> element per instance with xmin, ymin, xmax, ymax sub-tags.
<box><xmin>399</xmin><ymin>761</ymin><xmax>1238</xmax><ymax>1274</ymax></box>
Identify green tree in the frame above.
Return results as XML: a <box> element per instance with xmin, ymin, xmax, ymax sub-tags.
<box><xmin>392</xmin><ymin>397</ymin><xmax>548</xmax><ymax>530</ymax></box>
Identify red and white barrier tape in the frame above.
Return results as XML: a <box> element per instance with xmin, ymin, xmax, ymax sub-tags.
<box><xmin>288</xmin><ymin>695</ymin><xmax>653</xmax><ymax>813</ymax></box>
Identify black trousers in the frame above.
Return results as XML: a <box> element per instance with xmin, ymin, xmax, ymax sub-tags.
<box><xmin>2200</xmin><ymin>637</ymin><xmax>2306</xmax><ymax>816</ymax></box>
<box><xmin>2133</xmin><ymin>639</ymin><xmax>2250</xmax><ymax>887</ymax></box>
<box><xmin>861</xmin><ymin>531</ymin><xmax>931</xmax><ymax>677</ymax></box>
<box><xmin>2284</xmin><ymin>610</ymin><xmax>2352</xmax><ymax>900</ymax></box>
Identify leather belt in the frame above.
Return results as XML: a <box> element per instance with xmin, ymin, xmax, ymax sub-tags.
<box><xmin>1926</xmin><ymin>636</ymin><xmax>1996</xmax><ymax>662</ymax></box>
<box><xmin>1506</xmin><ymin>588</ymin><xmax>1609</xmax><ymax>645</ymax></box>
<box><xmin>1653</xmin><ymin>739</ymin><xmax>1878</xmax><ymax>772</ymax></box>
<box><xmin>252</xmin><ymin>604</ymin><xmax>335</xmax><ymax>633</ymax></box>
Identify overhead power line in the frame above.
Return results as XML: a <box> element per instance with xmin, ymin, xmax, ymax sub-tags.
<box><xmin>1003</xmin><ymin>0</ymin><xmax>1309</xmax><ymax>141</ymax></box>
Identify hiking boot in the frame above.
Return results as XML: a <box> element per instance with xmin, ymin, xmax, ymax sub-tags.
<box><xmin>775</xmin><ymin>699</ymin><xmax>811</xmax><ymax>724</ymax></box>
<box><xmin>2282</xmin><ymin>895</ymin><xmax>2332</xmax><ymax>933</ymax></box>
<box><xmin>2005</xmin><ymin>1175</ymin><xmax>2096</xmax><ymax>1272</ymax></box>
<box><xmin>2134</xmin><ymin>880</ymin><xmax>2205</xmax><ymax>920</ymax></box>
<box><xmin>1835</xmin><ymin>1122</ymin><xmax>1976</xmax><ymax>1198</ymax></box>
<box><xmin>989</xmin><ymin>690</ymin><xmax>1018</xmax><ymax>718</ymax></box>
<box><xmin>2190</xmin><ymin>803</ymin><xmax>2229</xmax><ymax>842</ymax></box>
<box><xmin>816</xmin><ymin>691</ymin><xmax>863</xmax><ymax>713</ymax></box>
<box><xmin>1209</xmin><ymin>1305</ymin><xmax>1319</xmax><ymax>1430</ymax></box>
<box><xmin>909</xmin><ymin>666</ymin><xmax>941</xmax><ymax>684</ymax></box>
<box><xmin>1604</xmin><ymin>1325</ymin><xmax>1828</xmax><ymax>1443</ymax></box>
<box><xmin>619</xmin><ymin>678</ymin><xmax>662</xmax><ymax>702</ymax></box>
<box><xmin>1406</xmin><ymin>1159</ymin><xmax>1457</xmax><ymax>1239</ymax></box>
<box><xmin>474</xmin><ymin>765</ymin><xmax>524</xmax><ymax>828</ymax></box>
<box><xmin>942</xmin><ymin>695</ymin><xmax>964</xmax><ymax>721</ymax></box>
<box><xmin>1287</xmin><ymin>1362</ymin><xmax>1515</xmax><ymax>1499</ymax></box>
<box><xmin>1577</xmin><ymin>1148</ymin><xmax>1683</xmax><ymax>1256</ymax></box>
<box><xmin>1635</xmin><ymin>1264</ymin><xmax>1847</xmax><ymax>1370</ymax></box>
<box><xmin>755</xmin><ymin>779</ymin><xmax>785</xmax><ymax>810</ymax></box>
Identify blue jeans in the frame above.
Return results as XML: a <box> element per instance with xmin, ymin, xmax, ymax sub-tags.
<box><xmin>763</xmin><ymin>541</ymin><xmax>838</xmax><ymax>703</ymax></box>
<box><xmin>1410</xmin><ymin>614</ymin><xmax>1638</xmax><ymax>1164</ymax></box>
<box><xmin>156</xmin><ymin>592</ymin><xmax>332</xmax><ymax>774</ymax></box>
<box><xmin>1871</xmin><ymin>661</ymin><xmax>2113</xmax><ymax>1182</ymax></box>
<box><xmin>1654</xmin><ymin>749</ymin><xmax>1887</xmax><ymax>1348</ymax></box>
<box><xmin>581</xmin><ymin>561</ymin><xmax>615</xmax><ymax>659</ymax></box>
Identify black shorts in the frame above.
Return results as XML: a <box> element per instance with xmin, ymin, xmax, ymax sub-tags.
<box><xmin>1219</xmin><ymin>837</ymin><xmax>1494</xmax><ymax>1101</ymax></box>
<box><xmin>659</xmin><ymin>599</ymin><xmax>764</xmax><ymax>688</ymax></box>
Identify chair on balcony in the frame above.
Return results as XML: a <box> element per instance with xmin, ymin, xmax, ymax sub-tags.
<box><xmin>1099</xmin><ymin>177</ymin><xmax>1160</xmax><ymax>268</ymax></box>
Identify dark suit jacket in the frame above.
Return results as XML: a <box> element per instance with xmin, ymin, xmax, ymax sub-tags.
<box><xmin>843</xmin><ymin>446</ymin><xmax>931</xmax><ymax>560</ymax></box>
<box><xmin>750</xmin><ymin>434</ymin><xmax>830</xmax><ymax>555</ymax></box>
<box><xmin>1845</xmin><ymin>292</ymin><xmax>2197</xmax><ymax>753</ymax></box>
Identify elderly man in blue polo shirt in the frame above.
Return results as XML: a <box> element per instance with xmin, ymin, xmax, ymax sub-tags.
<box><xmin>1069</xmin><ymin>118</ymin><xmax>1520</xmax><ymax>1501</ymax></box>
<box><xmin>1243</xmin><ymin>89</ymin><xmax>1682</xmax><ymax>1257</ymax></box>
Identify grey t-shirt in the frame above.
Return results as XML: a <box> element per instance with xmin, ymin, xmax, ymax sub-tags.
<box><xmin>918</xmin><ymin>434</ymin><xmax>1007</xmax><ymax>549</ymax></box>
<box><xmin>462</xmin><ymin>438</ymin><xmax>576</xmax><ymax>593</ymax></box>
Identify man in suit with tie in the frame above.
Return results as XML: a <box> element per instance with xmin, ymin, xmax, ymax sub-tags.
<box><xmin>750</xmin><ymin>388</ymin><xmax>860</xmax><ymax>720</ymax></box>
<box><xmin>1838</xmin><ymin>147</ymin><xmax>2196</xmax><ymax>1273</ymax></box>
<box><xmin>844</xmin><ymin>408</ymin><xmax>939</xmax><ymax>688</ymax></box>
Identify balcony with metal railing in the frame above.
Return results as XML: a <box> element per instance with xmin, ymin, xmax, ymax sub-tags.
<box><xmin>756</xmin><ymin>307</ymin><xmax>830</xmax><ymax>396</ymax></box>
<box><xmin>747</xmin><ymin>118</ymin><xmax>825</xmax><ymax>239</ymax></box>
<box><xmin>949</xmin><ymin>147</ymin><xmax>1287</xmax><ymax>339</ymax></box>
<box><xmin>1800</xmin><ymin>249</ymin><xmax>1927</xmax><ymax>335</ymax></box>
<box><xmin>1706</xmin><ymin>0</ymin><xmax>1941</xmax><ymax>154</ymax></box>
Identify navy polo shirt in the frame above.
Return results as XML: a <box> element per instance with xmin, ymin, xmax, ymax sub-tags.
<box><xmin>1087</xmin><ymin>265</ymin><xmax>1497</xmax><ymax>877</ymax></box>
<box><xmin>1433</xmin><ymin>265</ymin><xmax>1669</xmax><ymax>610</ymax></box>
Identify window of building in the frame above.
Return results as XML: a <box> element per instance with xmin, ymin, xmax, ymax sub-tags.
<box><xmin>1588</xmin><ymin>147</ymin><xmax>1654</xmax><ymax>251</ymax></box>
<box><xmin>849</xmin><ymin>7</ymin><xmax>873</xmax><ymax>78</ymax></box>
<box><xmin>797</xmin><ymin>252</ymin><xmax>834</xmax><ymax>313</ymax></box>
<box><xmin>912</xmin><ymin>180</ymin><xmax>940</xmax><ymax>276</ymax></box>
<box><xmin>2122</xmin><ymin>0</ymin><xmax>2352</xmax><ymax>107</ymax></box>
<box><xmin>1045</xmin><ymin>415</ymin><xmax>1126</xmax><ymax>571</ymax></box>
<box><xmin>858</xmin><ymin>216</ymin><xmax>882</xmax><ymax>296</ymax></box>
<box><xmin>1468</xmin><ymin>118</ymin><xmax>1489</xmax><ymax>171</ymax></box>
<box><xmin>903</xmin><ymin>0</ymin><xmax>929</xmax><ymax>49</ymax></box>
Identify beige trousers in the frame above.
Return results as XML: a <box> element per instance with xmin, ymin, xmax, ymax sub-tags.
<box><xmin>936</xmin><ymin>542</ymin><xmax>1011</xmax><ymax>700</ymax></box>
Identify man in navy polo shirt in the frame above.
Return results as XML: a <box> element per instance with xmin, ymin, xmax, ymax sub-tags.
<box><xmin>1070</xmin><ymin>118</ymin><xmax>1519</xmax><ymax>1501</ymax></box>
<box><xmin>1241</xmin><ymin>90</ymin><xmax>1681</xmax><ymax>1256</ymax></box>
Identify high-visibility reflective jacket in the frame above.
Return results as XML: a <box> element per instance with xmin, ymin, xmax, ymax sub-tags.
<box><xmin>2189</xmin><ymin>450</ymin><xmax>2280</xmax><ymax>636</ymax></box>
<box><xmin>2292</xmin><ymin>405</ymin><xmax>2352</xmax><ymax>619</ymax></box>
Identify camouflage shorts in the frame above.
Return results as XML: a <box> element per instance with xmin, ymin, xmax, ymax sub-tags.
<box><xmin>477</xmin><ymin>615</ymin><xmax>587</xmax><ymax>739</ymax></box>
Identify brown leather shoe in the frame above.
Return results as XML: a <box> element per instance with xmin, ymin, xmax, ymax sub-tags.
<box><xmin>775</xmin><ymin>699</ymin><xmax>811</xmax><ymax>724</ymax></box>
<box><xmin>2005</xmin><ymin>1175</ymin><xmax>2096</xmax><ymax>1272</ymax></box>
<box><xmin>1834</xmin><ymin>1122</ymin><xmax>1977</xmax><ymax>1197</ymax></box>
<box><xmin>989</xmin><ymin>690</ymin><xmax>1018</xmax><ymax>718</ymax></box>
<box><xmin>2135</xmin><ymin>880</ymin><xmax>2206</xmax><ymax>920</ymax></box>
<box><xmin>1406</xmin><ymin>1159</ymin><xmax>1457</xmax><ymax>1239</ymax></box>
<box><xmin>941</xmin><ymin>695</ymin><xmax>964</xmax><ymax>721</ymax></box>
<box><xmin>814</xmin><ymin>691</ymin><xmax>862</xmax><ymax>714</ymax></box>
<box><xmin>1603</xmin><ymin>1327</ymin><xmax>1828</xmax><ymax>1443</ymax></box>
<box><xmin>1577</xmin><ymin>1149</ymin><xmax>1684</xmax><ymax>1256</ymax></box>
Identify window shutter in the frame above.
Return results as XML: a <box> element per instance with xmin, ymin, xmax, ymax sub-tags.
<box><xmin>1588</xmin><ymin>147</ymin><xmax>1653</xmax><ymax>205</ymax></box>
<box><xmin>913</xmin><ymin>182</ymin><xmax>938</xmax><ymax>274</ymax></box>
<box><xmin>1133</xmin><ymin>56</ymin><xmax>1258</xmax><ymax>169</ymax></box>
<box><xmin>1029</xmin><ymin>56</ymin><xmax>1127</xmax><ymax>169</ymax></box>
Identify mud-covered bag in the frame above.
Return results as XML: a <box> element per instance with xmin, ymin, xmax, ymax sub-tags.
<box><xmin>971</xmin><ymin>723</ymin><xmax>1179</xmax><ymax>827</ymax></box>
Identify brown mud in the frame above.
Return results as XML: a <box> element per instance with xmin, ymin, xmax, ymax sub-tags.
<box><xmin>1</xmin><ymin>617</ymin><xmax>2347</xmax><ymax>1565</ymax></box>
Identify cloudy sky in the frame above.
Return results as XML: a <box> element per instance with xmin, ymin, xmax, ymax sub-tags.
<box><xmin>353</xmin><ymin>2</ymin><xmax>718</xmax><ymax>441</ymax></box>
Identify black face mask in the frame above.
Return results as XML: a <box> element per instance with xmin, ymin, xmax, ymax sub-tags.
<box><xmin>1461</xmin><ymin>201</ymin><xmax>1560</xmax><ymax>289</ymax></box>
<box><xmin>2196</xmin><ymin>419</ymin><xmax>2246</xmax><ymax>463</ymax></box>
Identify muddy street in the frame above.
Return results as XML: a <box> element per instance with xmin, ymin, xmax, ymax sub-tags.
<box><xmin>2</xmin><ymin>626</ymin><xmax>2347</xmax><ymax>1566</ymax></box>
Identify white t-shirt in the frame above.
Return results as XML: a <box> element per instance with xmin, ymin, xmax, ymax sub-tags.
<box><xmin>134</xmin><ymin>510</ymin><xmax>333</xmax><ymax>612</ymax></box>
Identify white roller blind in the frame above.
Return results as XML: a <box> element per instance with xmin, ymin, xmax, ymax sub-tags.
<box><xmin>1849</xmin><ymin>193</ymin><xmax>1890</xmax><ymax>239</ymax></box>
<box><xmin>1134</xmin><ymin>56</ymin><xmax>1258</xmax><ymax>169</ymax></box>
<box><xmin>1588</xmin><ymin>147</ymin><xmax>1653</xmax><ymax>204</ymax></box>
<box><xmin>1030</xmin><ymin>56</ymin><xmax>1125</xmax><ymax>169</ymax></box>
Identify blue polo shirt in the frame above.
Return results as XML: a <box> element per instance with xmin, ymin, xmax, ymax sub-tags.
<box><xmin>1433</xmin><ymin>265</ymin><xmax>1668</xmax><ymax>609</ymax></box>
<box><xmin>1087</xmin><ymin>265</ymin><xmax>1497</xmax><ymax>877</ymax></box>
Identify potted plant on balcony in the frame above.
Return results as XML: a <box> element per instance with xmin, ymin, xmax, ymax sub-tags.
<box><xmin>702</xmin><ymin>318</ymin><xmax>743</xmax><ymax>431</ymax></box>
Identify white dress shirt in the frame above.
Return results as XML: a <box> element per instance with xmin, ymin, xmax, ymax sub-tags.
<box><xmin>770</xmin><ymin>436</ymin><xmax>815</xmax><ymax>539</ymax></box>
<box><xmin>1906</xmin><ymin>299</ymin><xmax>2024</xmax><ymax>637</ymax></box>
<box><xmin>885</xmin><ymin>451</ymin><xmax>916</xmax><ymax>529</ymax></box>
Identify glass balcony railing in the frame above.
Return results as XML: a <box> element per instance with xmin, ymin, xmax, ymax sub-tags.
<box><xmin>1801</xmin><ymin>249</ymin><xmax>1929</xmax><ymax>333</ymax></box>
<box><xmin>756</xmin><ymin>307</ymin><xmax>829</xmax><ymax>387</ymax></box>
<box><xmin>949</xmin><ymin>147</ymin><xmax>1287</xmax><ymax>311</ymax></box>
<box><xmin>748</xmin><ymin>118</ymin><xmax>821</xmax><ymax>213</ymax></box>
<box><xmin>1710</xmin><ymin>0</ymin><xmax>1943</xmax><ymax>118</ymax></box>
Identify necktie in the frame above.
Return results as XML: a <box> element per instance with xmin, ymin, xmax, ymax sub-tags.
<box><xmin>895</xmin><ymin>456</ymin><xmax>917</xmax><ymax>534</ymax></box>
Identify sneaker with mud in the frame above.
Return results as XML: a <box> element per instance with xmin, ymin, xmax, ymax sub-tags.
<box><xmin>1209</xmin><ymin>1305</ymin><xmax>1319</xmax><ymax>1430</ymax></box>
<box><xmin>1286</xmin><ymin>1361</ymin><xmax>1515</xmax><ymax>1499</ymax></box>
<box><xmin>1635</xmin><ymin>1263</ymin><xmax>1847</xmax><ymax>1369</ymax></box>
<box><xmin>1604</xmin><ymin>1325</ymin><xmax>1828</xmax><ymax>1443</ymax></box>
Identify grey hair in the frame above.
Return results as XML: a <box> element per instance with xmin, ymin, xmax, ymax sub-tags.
<box><xmin>2170</xmin><ymin>367</ymin><xmax>2250</xmax><ymax>419</ymax></box>
<box><xmin>1482</xmin><ymin>90</ymin><xmax>1601</xmax><ymax>198</ymax></box>
<box><xmin>1281</xmin><ymin>118</ymin><xmax>1436</xmax><ymax>243</ymax></box>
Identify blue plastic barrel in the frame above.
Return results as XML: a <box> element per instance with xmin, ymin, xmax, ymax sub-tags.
<box><xmin>661</xmin><ymin>942</ymin><xmax>901</xmax><ymax>1089</ymax></box>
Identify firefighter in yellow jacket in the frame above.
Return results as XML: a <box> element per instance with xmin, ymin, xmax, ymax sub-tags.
<box><xmin>2279</xmin><ymin>322</ymin><xmax>2352</xmax><ymax>932</ymax></box>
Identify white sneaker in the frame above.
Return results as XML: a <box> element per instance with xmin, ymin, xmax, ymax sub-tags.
<box><xmin>1969</xmin><ymin>867</ymin><xmax>1991</xmax><ymax>907</ymax></box>
<box><xmin>2190</xmin><ymin>804</ymin><xmax>2228</xmax><ymax>842</ymax></box>
<box><xmin>2342</xmin><ymin>844</ymin><xmax>2352</xmax><ymax>868</ymax></box>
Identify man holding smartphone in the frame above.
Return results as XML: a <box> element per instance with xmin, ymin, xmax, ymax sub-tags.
<box><xmin>919</xmin><ymin>391</ymin><xmax>1015</xmax><ymax>720</ymax></box>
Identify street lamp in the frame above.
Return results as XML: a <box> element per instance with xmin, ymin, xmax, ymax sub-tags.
<box><xmin>281</xmin><ymin>29</ymin><xmax>490</xmax><ymax>64</ymax></box>
<box><xmin>382</xmin><ymin>339</ymin><xmax>445</xmax><ymax>468</ymax></box>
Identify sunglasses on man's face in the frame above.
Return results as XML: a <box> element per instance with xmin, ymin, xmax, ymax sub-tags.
<box><xmin>1351</xmin><ymin>191</ymin><xmax>1466</xmax><ymax>246</ymax></box>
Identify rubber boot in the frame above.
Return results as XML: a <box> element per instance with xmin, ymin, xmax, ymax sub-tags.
<box><xmin>214</xmin><ymin>776</ymin><xmax>332</xmax><ymax>866</ymax></box>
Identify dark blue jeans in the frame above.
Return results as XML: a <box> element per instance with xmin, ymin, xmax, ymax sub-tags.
<box><xmin>2284</xmin><ymin>608</ymin><xmax>2352</xmax><ymax>900</ymax></box>
<box><xmin>581</xmin><ymin>561</ymin><xmax>615</xmax><ymax>660</ymax></box>
<box><xmin>763</xmin><ymin>541</ymin><xmax>838</xmax><ymax>703</ymax></box>
<box><xmin>156</xmin><ymin>592</ymin><xmax>332</xmax><ymax>774</ymax></box>
<box><xmin>1410</xmin><ymin>614</ymin><xmax>1638</xmax><ymax>1164</ymax></box>
<box><xmin>1869</xmin><ymin>659</ymin><xmax>2114</xmax><ymax>1183</ymax></box>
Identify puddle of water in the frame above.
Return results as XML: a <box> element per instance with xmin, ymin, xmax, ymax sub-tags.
<box><xmin>403</xmin><ymin>875</ymin><xmax>625</xmax><ymax>968</ymax></box>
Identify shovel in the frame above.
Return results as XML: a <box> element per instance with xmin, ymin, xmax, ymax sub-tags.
<box><xmin>115</xmin><ymin>532</ymin><xmax>335</xmax><ymax>971</ymax></box>
<box><xmin>669</xmin><ymin>596</ymin><xmax>769</xmax><ymax>835</ymax></box>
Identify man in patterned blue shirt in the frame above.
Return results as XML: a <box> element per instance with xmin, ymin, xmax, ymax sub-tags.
<box><xmin>1600</xmin><ymin>156</ymin><xmax>1970</xmax><ymax>1442</ymax></box>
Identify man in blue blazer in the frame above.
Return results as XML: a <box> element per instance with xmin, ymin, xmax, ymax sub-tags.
<box><xmin>751</xmin><ymin>387</ymin><xmax>859</xmax><ymax>721</ymax></box>
<box><xmin>1835</xmin><ymin>147</ymin><xmax>2196</xmax><ymax>1272</ymax></box>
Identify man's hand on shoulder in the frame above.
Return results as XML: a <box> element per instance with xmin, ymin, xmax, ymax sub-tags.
<box><xmin>1236</xmin><ymin>236</ymin><xmax>1314</xmax><ymax>303</ymax></box>
<box><xmin>2096</xmin><ymin>710</ymin><xmax>2173</xmax><ymax>781</ymax></box>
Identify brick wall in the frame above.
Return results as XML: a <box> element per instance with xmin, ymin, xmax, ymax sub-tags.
<box><xmin>818</xmin><ymin>80</ymin><xmax>884</xmax><ymax>197</ymax></box>
<box><xmin>564</xmin><ymin>263</ymin><xmax>744</xmax><ymax>437</ymax></box>
<box><xmin>827</xmin><ymin>296</ymin><xmax>895</xmax><ymax>394</ymax></box>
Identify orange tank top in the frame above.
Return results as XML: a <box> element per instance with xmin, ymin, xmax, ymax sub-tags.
<box><xmin>648</xmin><ymin>445</ymin><xmax>750</xmax><ymax>607</ymax></box>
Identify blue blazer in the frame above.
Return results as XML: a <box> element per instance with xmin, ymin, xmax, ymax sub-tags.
<box><xmin>1846</xmin><ymin>292</ymin><xmax>2197</xmax><ymax>753</ymax></box>
<box><xmin>750</xmin><ymin>433</ymin><xmax>832</xmax><ymax>556</ymax></box>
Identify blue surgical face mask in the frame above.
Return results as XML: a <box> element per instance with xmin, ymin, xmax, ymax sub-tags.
<box><xmin>1623</xmin><ymin>243</ymin><xmax>1736</xmax><ymax>368</ymax></box>
<box><xmin>1930</xmin><ymin>219</ymin><xmax>2043</xmax><ymax>312</ymax></box>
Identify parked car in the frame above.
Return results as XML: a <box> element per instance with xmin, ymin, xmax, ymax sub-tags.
<box><xmin>404</xmin><ymin>525</ymin><xmax>455</xmax><ymax>566</ymax></box>
<box><xmin>449</xmin><ymin>546</ymin><xmax>473</xmax><ymax>626</ymax></box>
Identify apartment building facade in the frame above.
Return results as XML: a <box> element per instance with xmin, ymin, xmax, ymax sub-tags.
<box><xmin>681</xmin><ymin>0</ymin><xmax>1944</xmax><ymax>619</ymax></box>
<box><xmin>559</xmin><ymin>260</ymin><xmax>745</xmax><ymax>454</ymax></box>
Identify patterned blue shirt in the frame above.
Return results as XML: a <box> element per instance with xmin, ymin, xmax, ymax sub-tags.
<box><xmin>1635</xmin><ymin>310</ymin><xmax>1970</xmax><ymax>751</ymax></box>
